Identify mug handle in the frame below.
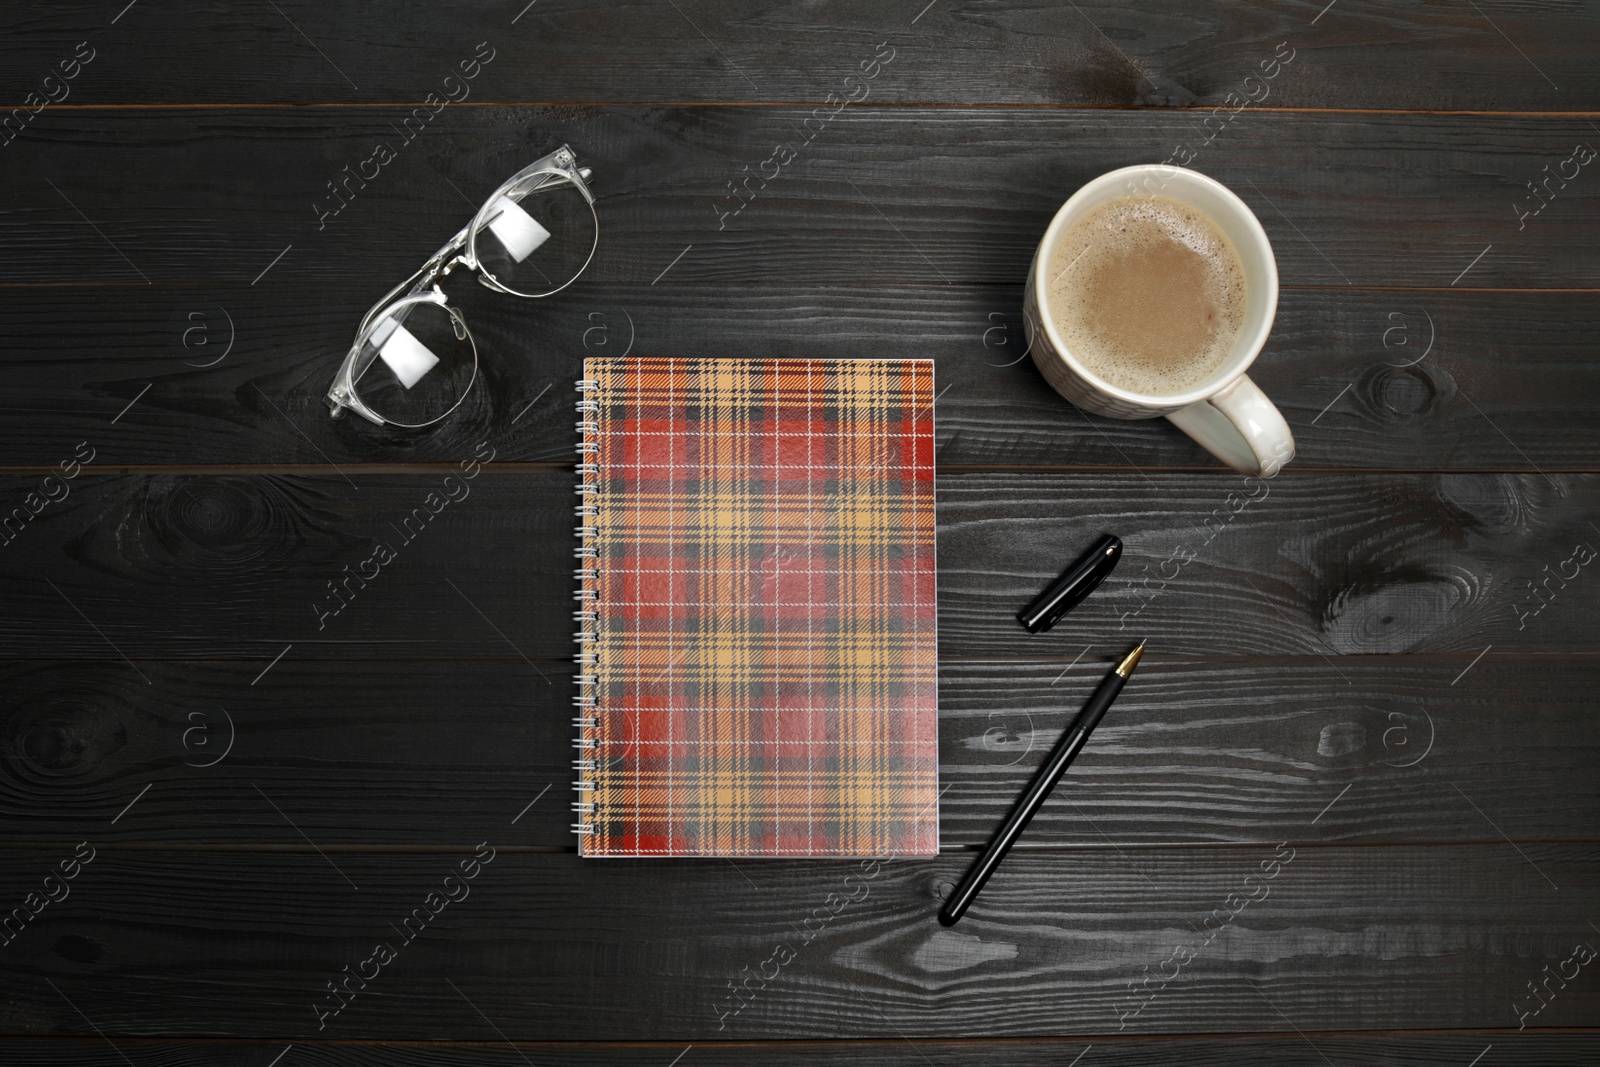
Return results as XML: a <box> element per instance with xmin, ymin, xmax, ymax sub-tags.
<box><xmin>1164</xmin><ymin>374</ymin><xmax>1295</xmax><ymax>477</ymax></box>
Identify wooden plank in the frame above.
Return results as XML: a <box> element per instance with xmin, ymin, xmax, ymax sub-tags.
<box><xmin>1</xmin><ymin>1</ymin><xmax>1593</xmax><ymax>110</ymax></box>
<box><xmin>2</xmin><ymin>108</ymin><xmax>1595</xmax><ymax>290</ymax></box>
<box><xmin>0</xmin><ymin>1034</ymin><xmax>1592</xmax><ymax>1065</ymax></box>
<box><xmin>2</xmin><ymin>845</ymin><xmax>1594</xmax><ymax>1038</ymax></box>
<box><xmin>0</xmin><ymin>472</ymin><xmax>1594</xmax><ymax>660</ymax></box>
<box><xmin>941</xmin><ymin>655</ymin><xmax>1597</xmax><ymax>847</ymax></box>
<box><xmin>0</xmin><ymin>473</ymin><xmax>578</xmax><ymax>662</ymax></box>
<box><xmin>3</xmin><ymin>282</ymin><xmax>1596</xmax><ymax>472</ymax></box>
<box><xmin>0</xmin><ymin>655</ymin><xmax>1592</xmax><ymax>850</ymax></box>
<box><xmin>935</xmin><ymin>470</ymin><xmax>1600</xmax><ymax>657</ymax></box>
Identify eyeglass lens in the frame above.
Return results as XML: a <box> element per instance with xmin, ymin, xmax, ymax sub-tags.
<box><xmin>351</xmin><ymin>303</ymin><xmax>476</xmax><ymax>427</ymax></box>
<box><xmin>471</xmin><ymin>173</ymin><xmax>596</xmax><ymax>297</ymax></box>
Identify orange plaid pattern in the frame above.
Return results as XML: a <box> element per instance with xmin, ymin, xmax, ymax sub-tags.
<box><xmin>574</xmin><ymin>358</ymin><xmax>939</xmax><ymax>856</ymax></box>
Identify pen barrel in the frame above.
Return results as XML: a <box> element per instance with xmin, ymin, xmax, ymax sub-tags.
<box><xmin>939</xmin><ymin>671</ymin><xmax>1126</xmax><ymax>924</ymax></box>
<box><xmin>990</xmin><ymin>671</ymin><xmax>1124</xmax><ymax>849</ymax></box>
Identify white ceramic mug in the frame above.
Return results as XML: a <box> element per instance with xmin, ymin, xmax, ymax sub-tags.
<box><xmin>1023</xmin><ymin>164</ymin><xmax>1294</xmax><ymax>477</ymax></box>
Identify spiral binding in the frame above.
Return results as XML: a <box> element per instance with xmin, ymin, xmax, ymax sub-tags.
<box><xmin>572</xmin><ymin>378</ymin><xmax>601</xmax><ymax>838</ymax></box>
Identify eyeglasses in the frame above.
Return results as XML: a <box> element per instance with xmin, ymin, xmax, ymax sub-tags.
<box><xmin>325</xmin><ymin>144</ymin><xmax>597</xmax><ymax>428</ymax></box>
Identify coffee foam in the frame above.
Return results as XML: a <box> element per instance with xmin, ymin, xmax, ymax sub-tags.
<box><xmin>1045</xmin><ymin>195</ymin><xmax>1247</xmax><ymax>396</ymax></box>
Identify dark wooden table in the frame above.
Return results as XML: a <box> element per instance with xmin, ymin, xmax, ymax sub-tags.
<box><xmin>2</xmin><ymin>1</ymin><xmax>1596</xmax><ymax>1063</ymax></box>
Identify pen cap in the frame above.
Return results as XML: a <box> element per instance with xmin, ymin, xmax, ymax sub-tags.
<box><xmin>1017</xmin><ymin>534</ymin><xmax>1122</xmax><ymax>634</ymax></box>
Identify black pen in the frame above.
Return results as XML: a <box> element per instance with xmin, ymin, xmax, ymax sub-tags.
<box><xmin>938</xmin><ymin>640</ymin><xmax>1146</xmax><ymax>927</ymax></box>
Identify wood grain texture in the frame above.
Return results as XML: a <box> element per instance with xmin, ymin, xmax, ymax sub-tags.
<box><xmin>0</xmin><ymin>472</ymin><xmax>574</xmax><ymax>662</ymax></box>
<box><xmin>3</xmin><ymin>109</ymin><xmax>1595</xmax><ymax>290</ymax></box>
<box><xmin>2</xmin><ymin>846</ymin><xmax>1594</xmax><ymax>1039</ymax></box>
<box><xmin>0</xmin><ymin>1034</ymin><xmax>1594</xmax><ymax>1066</ymax></box>
<box><xmin>0</xmin><ymin>0</ymin><xmax>1594</xmax><ymax>109</ymax></box>
<box><xmin>936</xmin><ymin>470</ymin><xmax>1600</xmax><ymax>657</ymax></box>
<box><xmin>3</xmin><ymin>3</ymin><xmax>1598</xmax><ymax>1053</ymax></box>
<box><xmin>0</xmin><ymin>655</ymin><xmax>1592</xmax><ymax>850</ymax></box>
<box><xmin>3</xmin><ymin>282</ymin><xmax>1596</xmax><ymax>471</ymax></box>
<box><xmin>2</xmin><ymin>472</ymin><xmax>1592</xmax><ymax>659</ymax></box>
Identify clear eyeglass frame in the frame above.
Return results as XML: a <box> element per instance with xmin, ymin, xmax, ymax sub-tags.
<box><xmin>325</xmin><ymin>144</ymin><xmax>598</xmax><ymax>428</ymax></box>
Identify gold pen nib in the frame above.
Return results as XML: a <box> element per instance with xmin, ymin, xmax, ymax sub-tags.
<box><xmin>1114</xmin><ymin>640</ymin><xmax>1146</xmax><ymax>679</ymax></box>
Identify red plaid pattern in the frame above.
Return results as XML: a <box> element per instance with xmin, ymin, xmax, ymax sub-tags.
<box><xmin>575</xmin><ymin>358</ymin><xmax>939</xmax><ymax>857</ymax></box>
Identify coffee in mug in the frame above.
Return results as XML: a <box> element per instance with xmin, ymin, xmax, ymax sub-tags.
<box><xmin>1045</xmin><ymin>196</ymin><xmax>1246</xmax><ymax>396</ymax></box>
<box><xmin>1023</xmin><ymin>164</ymin><xmax>1294</xmax><ymax>478</ymax></box>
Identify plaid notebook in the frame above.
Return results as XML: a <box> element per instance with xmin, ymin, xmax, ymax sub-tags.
<box><xmin>573</xmin><ymin>357</ymin><xmax>939</xmax><ymax>857</ymax></box>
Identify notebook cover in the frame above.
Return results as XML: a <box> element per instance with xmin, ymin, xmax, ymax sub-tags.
<box><xmin>573</xmin><ymin>357</ymin><xmax>939</xmax><ymax>857</ymax></box>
